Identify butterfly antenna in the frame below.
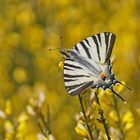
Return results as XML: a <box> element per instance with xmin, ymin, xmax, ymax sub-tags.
<box><xmin>48</xmin><ymin>34</ymin><xmax>64</xmax><ymax>51</ymax></box>
<box><xmin>110</xmin><ymin>87</ymin><xmax>126</xmax><ymax>104</ymax></box>
<box><xmin>49</xmin><ymin>48</ymin><xmax>62</xmax><ymax>51</ymax></box>
<box><xmin>117</xmin><ymin>81</ymin><xmax>133</xmax><ymax>92</ymax></box>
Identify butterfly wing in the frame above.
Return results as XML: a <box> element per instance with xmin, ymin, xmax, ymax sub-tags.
<box><xmin>60</xmin><ymin>32</ymin><xmax>117</xmax><ymax>96</ymax></box>
<box><xmin>63</xmin><ymin>57</ymin><xmax>99</xmax><ymax>95</ymax></box>
<box><xmin>73</xmin><ymin>32</ymin><xmax>116</xmax><ymax>63</ymax></box>
<box><xmin>60</xmin><ymin>32</ymin><xmax>126</xmax><ymax>102</ymax></box>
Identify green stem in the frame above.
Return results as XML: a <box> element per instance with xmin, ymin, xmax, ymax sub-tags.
<box><xmin>37</xmin><ymin>120</ymin><xmax>48</xmax><ymax>138</ymax></box>
<box><xmin>78</xmin><ymin>94</ymin><xmax>94</xmax><ymax>140</ymax></box>
<box><xmin>94</xmin><ymin>92</ymin><xmax>111</xmax><ymax>140</ymax></box>
<box><xmin>113</xmin><ymin>95</ymin><xmax>125</xmax><ymax>140</ymax></box>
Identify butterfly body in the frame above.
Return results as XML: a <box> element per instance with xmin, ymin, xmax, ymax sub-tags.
<box><xmin>60</xmin><ymin>32</ymin><xmax>126</xmax><ymax>102</ymax></box>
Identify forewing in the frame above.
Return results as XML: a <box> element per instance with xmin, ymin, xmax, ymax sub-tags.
<box><xmin>63</xmin><ymin>58</ymin><xmax>97</xmax><ymax>95</ymax></box>
<box><xmin>73</xmin><ymin>32</ymin><xmax>116</xmax><ymax>63</ymax></box>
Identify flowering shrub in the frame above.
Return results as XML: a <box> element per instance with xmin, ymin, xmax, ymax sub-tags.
<box><xmin>0</xmin><ymin>0</ymin><xmax>139</xmax><ymax>140</ymax></box>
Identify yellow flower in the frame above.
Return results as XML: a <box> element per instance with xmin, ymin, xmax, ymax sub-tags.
<box><xmin>92</xmin><ymin>101</ymin><xmax>100</xmax><ymax>112</ymax></box>
<box><xmin>109</xmin><ymin>110</ymin><xmax>119</xmax><ymax>123</ymax></box>
<box><xmin>122</xmin><ymin>111</ymin><xmax>134</xmax><ymax>131</ymax></box>
<box><xmin>58</xmin><ymin>61</ymin><xmax>64</xmax><ymax>71</ymax></box>
<box><xmin>26</xmin><ymin>105</ymin><xmax>36</xmax><ymax>116</ymax></box>
<box><xmin>13</xmin><ymin>67</ymin><xmax>28</xmax><ymax>83</ymax></box>
<box><xmin>5</xmin><ymin>32</ymin><xmax>20</xmax><ymax>48</ymax></box>
<box><xmin>4</xmin><ymin>120</ymin><xmax>14</xmax><ymax>134</ymax></box>
<box><xmin>37</xmin><ymin>133</ymin><xmax>48</xmax><ymax>140</ymax></box>
<box><xmin>28</xmin><ymin>97</ymin><xmax>38</xmax><ymax>107</ymax></box>
<box><xmin>113</xmin><ymin>81</ymin><xmax>125</xmax><ymax>93</ymax></box>
<box><xmin>15</xmin><ymin>132</ymin><xmax>24</xmax><ymax>140</ymax></box>
<box><xmin>136</xmin><ymin>108</ymin><xmax>140</xmax><ymax>116</ymax></box>
<box><xmin>15</xmin><ymin>2</ymin><xmax>35</xmax><ymax>27</ymax></box>
<box><xmin>105</xmin><ymin>89</ymin><xmax>112</xmax><ymax>96</ymax></box>
<box><xmin>5</xmin><ymin>100</ymin><xmax>12</xmax><ymax>116</ymax></box>
<box><xmin>97</xmin><ymin>88</ymin><xmax>105</xmax><ymax>97</ymax></box>
<box><xmin>18</xmin><ymin>112</ymin><xmax>29</xmax><ymax>123</ymax></box>
<box><xmin>48</xmin><ymin>134</ymin><xmax>55</xmax><ymax>140</ymax></box>
<box><xmin>0</xmin><ymin>110</ymin><xmax>6</xmax><ymax>119</ymax></box>
<box><xmin>38</xmin><ymin>92</ymin><xmax>46</xmax><ymax>107</ymax></box>
<box><xmin>75</xmin><ymin>122</ymin><xmax>88</xmax><ymax>138</ymax></box>
<box><xmin>17</xmin><ymin>122</ymin><xmax>27</xmax><ymax>132</ymax></box>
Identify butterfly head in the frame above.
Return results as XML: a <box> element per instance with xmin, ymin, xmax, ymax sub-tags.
<box><xmin>97</xmin><ymin>71</ymin><xmax>120</xmax><ymax>91</ymax></box>
<box><xmin>97</xmin><ymin>72</ymin><xmax>128</xmax><ymax>103</ymax></box>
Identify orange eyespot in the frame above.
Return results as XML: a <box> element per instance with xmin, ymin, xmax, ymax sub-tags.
<box><xmin>100</xmin><ymin>72</ymin><xmax>107</xmax><ymax>80</ymax></box>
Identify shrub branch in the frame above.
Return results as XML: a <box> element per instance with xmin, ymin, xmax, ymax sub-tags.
<box><xmin>113</xmin><ymin>94</ymin><xmax>125</xmax><ymax>140</ymax></box>
<box><xmin>94</xmin><ymin>92</ymin><xmax>111</xmax><ymax>140</ymax></box>
<box><xmin>78</xmin><ymin>94</ymin><xmax>94</xmax><ymax>140</ymax></box>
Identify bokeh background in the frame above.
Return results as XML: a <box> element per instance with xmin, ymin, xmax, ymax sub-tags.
<box><xmin>0</xmin><ymin>0</ymin><xmax>140</xmax><ymax>139</ymax></box>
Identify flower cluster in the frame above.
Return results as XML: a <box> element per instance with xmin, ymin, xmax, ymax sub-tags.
<box><xmin>0</xmin><ymin>0</ymin><xmax>139</xmax><ymax>139</ymax></box>
<box><xmin>74</xmin><ymin>83</ymin><xmax>135</xmax><ymax>140</ymax></box>
<box><xmin>0</xmin><ymin>92</ymin><xmax>55</xmax><ymax>140</ymax></box>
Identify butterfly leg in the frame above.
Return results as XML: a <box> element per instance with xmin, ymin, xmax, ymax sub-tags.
<box><xmin>109</xmin><ymin>86</ymin><xmax>126</xmax><ymax>104</ymax></box>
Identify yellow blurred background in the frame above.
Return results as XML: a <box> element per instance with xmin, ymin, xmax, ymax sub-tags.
<box><xmin>0</xmin><ymin>0</ymin><xmax>140</xmax><ymax>139</ymax></box>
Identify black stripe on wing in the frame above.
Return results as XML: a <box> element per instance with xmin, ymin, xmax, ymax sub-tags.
<box><xmin>92</xmin><ymin>35</ymin><xmax>101</xmax><ymax>61</ymax></box>
<box><xmin>60</xmin><ymin>50</ymin><xmax>69</xmax><ymax>58</ymax></box>
<box><xmin>104</xmin><ymin>32</ymin><xmax>110</xmax><ymax>52</ymax></box>
<box><xmin>64</xmin><ymin>63</ymin><xmax>82</xmax><ymax>69</ymax></box>
<box><xmin>64</xmin><ymin>58</ymin><xmax>83</xmax><ymax>71</ymax></box>
<box><xmin>104</xmin><ymin>32</ymin><xmax>116</xmax><ymax>62</ymax></box>
<box><xmin>75</xmin><ymin>45</ymin><xmax>80</xmax><ymax>53</ymax></box>
<box><xmin>72</xmin><ymin>32</ymin><xmax>116</xmax><ymax>63</ymax></box>
<box><xmin>85</xmin><ymin>39</ymin><xmax>91</xmax><ymax>48</ymax></box>
<box><xmin>65</xmin><ymin>58</ymin><xmax>75</xmax><ymax>61</ymax></box>
<box><xmin>64</xmin><ymin>74</ymin><xmax>90</xmax><ymax>78</ymax></box>
<box><xmin>64</xmin><ymin>67</ymin><xmax>74</xmax><ymax>71</ymax></box>
<box><xmin>96</xmin><ymin>33</ymin><xmax>102</xmax><ymax>45</ymax></box>
<box><xmin>79</xmin><ymin>41</ymin><xmax>91</xmax><ymax>59</ymax></box>
<box><xmin>64</xmin><ymin>78</ymin><xmax>77</xmax><ymax>82</ymax></box>
<box><xmin>66</xmin><ymin>81</ymin><xmax>93</xmax><ymax>96</ymax></box>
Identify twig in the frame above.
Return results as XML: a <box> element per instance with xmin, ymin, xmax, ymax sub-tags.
<box><xmin>46</xmin><ymin>105</ymin><xmax>52</xmax><ymax>135</ymax></box>
<box><xmin>94</xmin><ymin>92</ymin><xmax>111</xmax><ymax>140</ymax></box>
<box><xmin>78</xmin><ymin>94</ymin><xmax>94</xmax><ymax>140</ymax></box>
<box><xmin>37</xmin><ymin>105</ymin><xmax>52</xmax><ymax>138</ymax></box>
<box><xmin>37</xmin><ymin>120</ymin><xmax>48</xmax><ymax>138</ymax></box>
<box><xmin>113</xmin><ymin>94</ymin><xmax>125</xmax><ymax>140</ymax></box>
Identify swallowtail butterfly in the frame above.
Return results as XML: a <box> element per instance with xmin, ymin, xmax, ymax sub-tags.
<box><xmin>59</xmin><ymin>32</ymin><xmax>129</xmax><ymax>103</ymax></box>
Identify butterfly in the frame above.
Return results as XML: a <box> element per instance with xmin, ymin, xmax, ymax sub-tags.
<box><xmin>59</xmin><ymin>32</ymin><xmax>130</xmax><ymax>103</ymax></box>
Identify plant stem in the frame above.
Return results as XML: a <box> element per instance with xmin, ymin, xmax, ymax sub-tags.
<box><xmin>113</xmin><ymin>94</ymin><xmax>125</xmax><ymax>140</ymax></box>
<box><xmin>78</xmin><ymin>94</ymin><xmax>94</xmax><ymax>140</ymax></box>
<box><xmin>94</xmin><ymin>92</ymin><xmax>111</xmax><ymax>140</ymax></box>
